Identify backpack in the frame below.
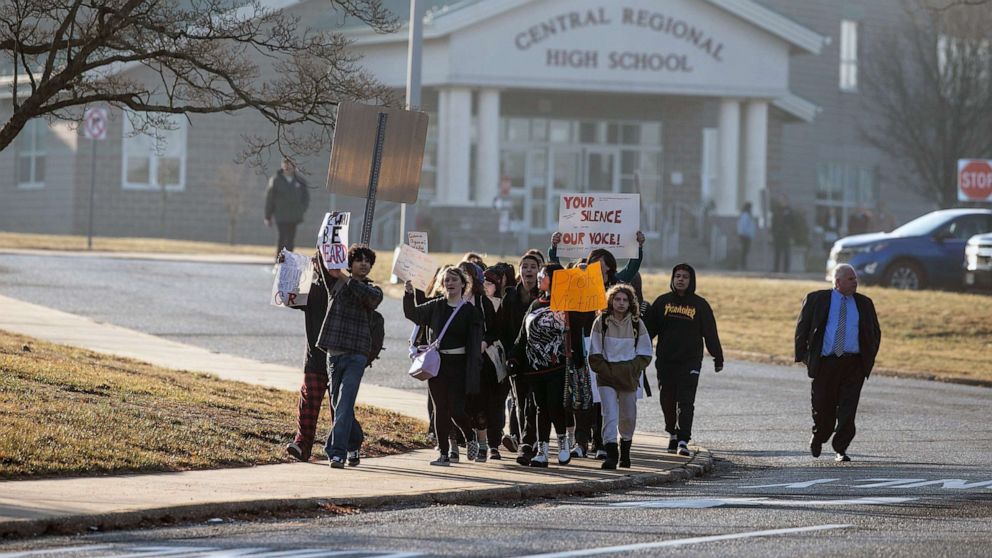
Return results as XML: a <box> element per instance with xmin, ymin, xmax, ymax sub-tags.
<box><xmin>368</xmin><ymin>310</ymin><xmax>386</xmax><ymax>367</ymax></box>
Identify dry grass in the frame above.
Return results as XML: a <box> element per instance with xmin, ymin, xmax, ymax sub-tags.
<box><xmin>640</xmin><ymin>274</ymin><xmax>992</xmax><ymax>385</ymax></box>
<box><xmin>0</xmin><ymin>232</ymin><xmax>277</xmax><ymax>256</ymax></box>
<box><xmin>0</xmin><ymin>331</ymin><xmax>430</xmax><ymax>480</ymax></box>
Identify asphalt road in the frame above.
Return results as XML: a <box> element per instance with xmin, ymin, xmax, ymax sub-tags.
<box><xmin>1</xmin><ymin>253</ymin><xmax>990</xmax><ymax>557</ymax></box>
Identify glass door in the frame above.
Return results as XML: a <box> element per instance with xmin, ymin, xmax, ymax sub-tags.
<box><xmin>549</xmin><ymin>147</ymin><xmax>582</xmax><ymax>229</ymax></box>
<box><xmin>585</xmin><ymin>147</ymin><xmax>620</xmax><ymax>193</ymax></box>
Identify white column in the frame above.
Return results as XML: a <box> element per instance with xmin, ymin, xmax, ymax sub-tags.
<box><xmin>475</xmin><ymin>89</ymin><xmax>501</xmax><ymax>207</ymax></box>
<box><xmin>744</xmin><ymin>100</ymin><xmax>768</xmax><ymax>226</ymax></box>
<box><xmin>436</xmin><ymin>88</ymin><xmax>449</xmax><ymax>203</ymax></box>
<box><xmin>441</xmin><ymin>86</ymin><xmax>472</xmax><ymax>206</ymax></box>
<box><xmin>716</xmin><ymin>98</ymin><xmax>741</xmax><ymax>216</ymax></box>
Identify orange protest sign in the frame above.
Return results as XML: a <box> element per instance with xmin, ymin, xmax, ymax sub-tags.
<box><xmin>550</xmin><ymin>261</ymin><xmax>607</xmax><ymax>312</ymax></box>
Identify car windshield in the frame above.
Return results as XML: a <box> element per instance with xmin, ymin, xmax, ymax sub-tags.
<box><xmin>891</xmin><ymin>212</ymin><xmax>955</xmax><ymax>236</ymax></box>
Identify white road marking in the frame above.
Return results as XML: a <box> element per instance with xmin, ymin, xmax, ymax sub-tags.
<box><xmin>513</xmin><ymin>524</ymin><xmax>853</xmax><ymax>557</ymax></box>
<box><xmin>567</xmin><ymin>496</ymin><xmax>916</xmax><ymax>509</ymax></box>
<box><xmin>745</xmin><ymin>479</ymin><xmax>840</xmax><ymax>489</ymax></box>
<box><xmin>894</xmin><ymin>479</ymin><xmax>992</xmax><ymax>490</ymax></box>
<box><xmin>853</xmin><ymin>479</ymin><xmax>926</xmax><ymax>488</ymax></box>
<box><xmin>0</xmin><ymin>547</ymin><xmax>116</xmax><ymax>558</ymax></box>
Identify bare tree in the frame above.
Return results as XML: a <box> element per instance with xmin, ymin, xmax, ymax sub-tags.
<box><xmin>211</xmin><ymin>161</ymin><xmax>254</xmax><ymax>244</ymax></box>
<box><xmin>862</xmin><ymin>0</ymin><xmax>992</xmax><ymax>207</ymax></box>
<box><xmin>0</xmin><ymin>0</ymin><xmax>397</xmax><ymax>167</ymax></box>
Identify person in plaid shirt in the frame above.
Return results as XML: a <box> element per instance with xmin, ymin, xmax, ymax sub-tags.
<box><xmin>316</xmin><ymin>244</ymin><xmax>383</xmax><ymax>469</ymax></box>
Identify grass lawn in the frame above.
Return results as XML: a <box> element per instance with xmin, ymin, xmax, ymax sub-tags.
<box><xmin>0</xmin><ymin>232</ymin><xmax>277</xmax><ymax>256</ymax></box>
<box><xmin>0</xmin><ymin>331</ymin><xmax>430</xmax><ymax>480</ymax></box>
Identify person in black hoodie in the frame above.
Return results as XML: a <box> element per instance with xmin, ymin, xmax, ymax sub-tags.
<box><xmin>645</xmin><ymin>263</ymin><xmax>724</xmax><ymax>457</ymax></box>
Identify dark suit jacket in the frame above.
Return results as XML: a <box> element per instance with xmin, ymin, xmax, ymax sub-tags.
<box><xmin>795</xmin><ymin>289</ymin><xmax>881</xmax><ymax>379</ymax></box>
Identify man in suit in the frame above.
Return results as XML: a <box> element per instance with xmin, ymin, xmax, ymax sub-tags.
<box><xmin>795</xmin><ymin>263</ymin><xmax>881</xmax><ymax>462</ymax></box>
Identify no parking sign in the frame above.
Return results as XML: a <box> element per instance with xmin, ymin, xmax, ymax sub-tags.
<box><xmin>83</xmin><ymin>107</ymin><xmax>108</xmax><ymax>140</ymax></box>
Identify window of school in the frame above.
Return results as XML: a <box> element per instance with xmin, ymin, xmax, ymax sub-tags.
<box><xmin>16</xmin><ymin>118</ymin><xmax>47</xmax><ymax>188</ymax></box>
<box><xmin>839</xmin><ymin>20</ymin><xmax>859</xmax><ymax>92</ymax></box>
<box><xmin>122</xmin><ymin>113</ymin><xmax>187</xmax><ymax>191</ymax></box>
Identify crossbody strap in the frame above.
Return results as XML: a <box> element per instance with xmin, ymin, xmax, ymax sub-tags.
<box><xmin>433</xmin><ymin>299</ymin><xmax>466</xmax><ymax>348</ymax></box>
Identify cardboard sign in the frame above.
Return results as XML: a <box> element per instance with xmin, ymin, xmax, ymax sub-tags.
<box><xmin>271</xmin><ymin>249</ymin><xmax>313</xmax><ymax>308</ymax></box>
<box><xmin>392</xmin><ymin>243</ymin><xmax>439</xmax><ymax>292</ymax></box>
<box><xmin>317</xmin><ymin>212</ymin><xmax>350</xmax><ymax>270</ymax></box>
<box><xmin>408</xmin><ymin>231</ymin><xmax>429</xmax><ymax>253</ymax></box>
<box><xmin>557</xmin><ymin>193</ymin><xmax>640</xmax><ymax>259</ymax></box>
<box><xmin>550</xmin><ymin>261</ymin><xmax>607</xmax><ymax>312</ymax></box>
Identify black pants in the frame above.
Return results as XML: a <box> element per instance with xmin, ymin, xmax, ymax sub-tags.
<box><xmin>509</xmin><ymin>374</ymin><xmax>537</xmax><ymax>446</ymax></box>
<box><xmin>739</xmin><ymin>235</ymin><xmax>752</xmax><ymax>270</ymax></box>
<box><xmin>428</xmin><ymin>355</ymin><xmax>475</xmax><ymax>455</ymax></box>
<box><xmin>275</xmin><ymin>221</ymin><xmax>299</xmax><ymax>260</ymax></box>
<box><xmin>811</xmin><ymin>355</ymin><xmax>866</xmax><ymax>454</ymax></box>
<box><xmin>658</xmin><ymin>367</ymin><xmax>700</xmax><ymax>443</ymax></box>
<box><xmin>773</xmin><ymin>242</ymin><xmax>791</xmax><ymax>273</ymax></box>
<box><xmin>573</xmin><ymin>405</ymin><xmax>602</xmax><ymax>449</ymax></box>
<box><xmin>529</xmin><ymin>371</ymin><xmax>567</xmax><ymax>442</ymax></box>
<box><xmin>470</xmin><ymin>359</ymin><xmax>511</xmax><ymax>443</ymax></box>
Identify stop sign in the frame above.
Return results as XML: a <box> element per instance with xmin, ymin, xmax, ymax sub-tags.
<box><xmin>958</xmin><ymin>159</ymin><xmax>992</xmax><ymax>202</ymax></box>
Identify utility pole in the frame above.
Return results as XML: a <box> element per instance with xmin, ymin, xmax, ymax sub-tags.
<box><xmin>399</xmin><ymin>0</ymin><xmax>424</xmax><ymax>247</ymax></box>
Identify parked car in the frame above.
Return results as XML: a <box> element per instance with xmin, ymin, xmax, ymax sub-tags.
<box><xmin>964</xmin><ymin>232</ymin><xmax>992</xmax><ymax>290</ymax></box>
<box><xmin>825</xmin><ymin>208</ymin><xmax>992</xmax><ymax>290</ymax></box>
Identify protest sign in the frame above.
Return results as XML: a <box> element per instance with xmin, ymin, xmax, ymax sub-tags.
<box><xmin>271</xmin><ymin>249</ymin><xmax>313</xmax><ymax>308</ymax></box>
<box><xmin>557</xmin><ymin>193</ymin><xmax>640</xmax><ymax>259</ymax></box>
<box><xmin>392</xmin><ymin>243</ymin><xmax>439</xmax><ymax>292</ymax></box>
<box><xmin>408</xmin><ymin>231</ymin><xmax>429</xmax><ymax>253</ymax></box>
<box><xmin>550</xmin><ymin>261</ymin><xmax>607</xmax><ymax>312</ymax></box>
<box><xmin>317</xmin><ymin>212</ymin><xmax>350</xmax><ymax>270</ymax></box>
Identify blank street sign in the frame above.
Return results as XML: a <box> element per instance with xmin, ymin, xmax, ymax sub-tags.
<box><xmin>326</xmin><ymin>102</ymin><xmax>428</xmax><ymax>204</ymax></box>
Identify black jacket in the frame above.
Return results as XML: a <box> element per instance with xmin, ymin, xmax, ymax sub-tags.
<box><xmin>644</xmin><ymin>264</ymin><xmax>723</xmax><ymax>372</ymax></box>
<box><xmin>264</xmin><ymin>170</ymin><xmax>309</xmax><ymax>224</ymax></box>
<box><xmin>293</xmin><ymin>261</ymin><xmax>327</xmax><ymax>372</ymax></box>
<box><xmin>795</xmin><ymin>289</ymin><xmax>881</xmax><ymax>379</ymax></box>
<box><xmin>403</xmin><ymin>293</ymin><xmax>485</xmax><ymax>394</ymax></box>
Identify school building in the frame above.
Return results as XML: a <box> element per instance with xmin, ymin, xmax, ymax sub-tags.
<box><xmin>0</xmin><ymin>0</ymin><xmax>933</xmax><ymax>268</ymax></box>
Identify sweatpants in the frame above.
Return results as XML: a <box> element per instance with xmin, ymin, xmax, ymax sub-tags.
<box><xmin>811</xmin><ymin>355</ymin><xmax>866</xmax><ymax>454</ymax></box>
<box><xmin>428</xmin><ymin>354</ymin><xmax>475</xmax><ymax>455</ymax></box>
<box><xmin>658</xmin><ymin>367</ymin><xmax>700</xmax><ymax>443</ymax></box>
<box><xmin>598</xmin><ymin>386</ymin><xmax>637</xmax><ymax>444</ymax></box>
<box><xmin>509</xmin><ymin>374</ymin><xmax>537</xmax><ymax>446</ymax></box>
<box><xmin>529</xmin><ymin>371</ymin><xmax>567</xmax><ymax>442</ymax></box>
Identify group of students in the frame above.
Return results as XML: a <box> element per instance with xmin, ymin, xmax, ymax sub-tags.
<box><xmin>285</xmin><ymin>233</ymin><xmax>724</xmax><ymax>470</ymax></box>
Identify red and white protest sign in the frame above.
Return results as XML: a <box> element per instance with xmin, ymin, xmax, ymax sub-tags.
<box><xmin>958</xmin><ymin>159</ymin><xmax>992</xmax><ymax>202</ymax></box>
<box><xmin>557</xmin><ymin>193</ymin><xmax>640</xmax><ymax>259</ymax></box>
<box><xmin>82</xmin><ymin>107</ymin><xmax>108</xmax><ymax>140</ymax></box>
<box><xmin>317</xmin><ymin>212</ymin><xmax>350</xmax><ymax>270</ymax></box>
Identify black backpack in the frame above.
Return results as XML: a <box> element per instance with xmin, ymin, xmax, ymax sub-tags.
<box><xmin>367</xmin><ymin>310</ymin><xmax>386</xmax><ymax>367</ymax></box>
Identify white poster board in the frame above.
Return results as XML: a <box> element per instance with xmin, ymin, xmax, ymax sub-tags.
<box><xmin>317</xmin><ymin>212</ymin><xmax>350</xmax><ymax>270</ymax></box>
<box><xmin>557</xmin><ymin>193</ymin><xmax>640</xmax><ymax>259</ymax></box>
<box><xmin>407</xmin><ymin>231</ymin><xmax>429</xmax><ymax>253</ymax></box>
<box><xmin>392</xmin><ymin>243</ymin><xmax>439</xmax><ymax>292</ymax></box>
<box><xmin>271</xmin><ymin>249</ymin><xmax>313</xmax><ymax>307</ymax></box>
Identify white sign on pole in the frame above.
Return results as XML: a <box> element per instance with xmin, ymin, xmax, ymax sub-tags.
<box><xmin>557</xmin><ymin>193</ymin><xmax>640</xmax><ymax>259</ymax></box>
<box><xmin>317</xmin><ymin>212</ymin><xmax>350</xmax><ymax>270</ymax></box>
<box><xmin>407</xmin><ymin>231</ymin><xmax>429</xmax><ymax>253</ymax></box>
<box><xmin>82</xmin><ymin>108</ymin><xmax>108</xmax><ymax>141</ymax></box>
<box><xmin>271</xmin><ymin>249</ymin><xmax>313</xmax><ymax>307</ymax></box>
<box><xmin>392</xmin><ymin>243</ymin><xmax>439</xmax><ymax>292</ymax></box>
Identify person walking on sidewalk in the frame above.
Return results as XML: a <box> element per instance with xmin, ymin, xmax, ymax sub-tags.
<box><xmin>795</xmin><ymin>263</ymin><xmax>881</xmax><ymax>463</ymax></box>
<box><xmin>508</xmin><ymin>263</ymin><xmax>570</xmax><ymax>468</ymax></box>
<box><xmin>404</xmin><ymin>267</ymin><xmax>485</xmax><ymax>467</ymax></box>
<box><xmin>284</xmin><ymin>250</ymin><xmax>330</xmax><ymax>463</ymax></box>
<box><xmin>264</xmin><ymin>158</ymin><xmax>310</xmax><ymax>262</ymax></box>
<box><xmin>588</xmin><ymin>284</ymin><xmax>652</xmax><ymax>470</ymax></box>
<box><xmin>645</xmin><ymin>263</ymin><xmax>724</xmax><ymax>457</ymax></box>
<box><xmin>316</xmin><ymin>245</ymin><xmax>383</xmax><ymax>469</ymax></box>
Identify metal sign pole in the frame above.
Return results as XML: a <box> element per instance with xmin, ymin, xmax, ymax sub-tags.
<box><xmin>360</xmin><ymin>112</ymin><xmax>389</xmax><ymax>245</ymax></box>
<box><xmin>400</xmin><ymin>0</ymin><xmax>424</xmax><ymax>248</ymax></box>
<box><xmin>87</xmin><ymin>138</ymin><xmax>97</xmax><ymax>250</ymax></box>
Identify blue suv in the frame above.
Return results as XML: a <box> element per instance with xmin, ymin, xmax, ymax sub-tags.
<box><xmin>826</xmin><ymin>209</ymin><xmax>992</xmax><ymax>290</ymax></box>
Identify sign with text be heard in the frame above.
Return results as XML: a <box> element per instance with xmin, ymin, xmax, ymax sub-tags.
<box><xmin>317</xmin><ymin>212</ymin><xmax>350</xmax><ymax>270</ymax></box>
<box><xmin>958</xmin><ymin>159</ymin><xmax>992</xmax><ymax>202</ymax></box>
<box><xmin>557</xmin><ymin>193</ymin><xmax>640</xmax><ymax>258</ymax></box>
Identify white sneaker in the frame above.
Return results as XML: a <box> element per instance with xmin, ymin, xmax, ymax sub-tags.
<box><xmin>529</xmin><ymin>441</ymin><xmax>549</xmax><ymax>467</ymax></box>
<box><xmin>557</xmin><ymin>435</ymin><xmax>571</xmax><ymax>465</ymax></box>
<box><xmin>595</xmin><ymin>448</ymin><xmax>608</xmax><ymax>460</ymax></box>
<box><xmin>677</xmin><ymin>441</ymin><xmax>691</xmax><ymax>457</ymax></box>
<box><xmin>466</xmin><ymin>440</ymin><xmax>480</xmax><ymax>462</ymax></box>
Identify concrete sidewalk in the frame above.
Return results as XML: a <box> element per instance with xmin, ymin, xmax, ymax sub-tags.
<box><xmin>0</xmin><ymin>294</ymin><xmax>712</xmax><ymax>539</ymax></box>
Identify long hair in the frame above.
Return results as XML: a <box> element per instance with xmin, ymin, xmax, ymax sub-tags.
<box><xmin>457</xmin><ymin>261</ymin><xmax>485</xmax><ymax>297</ymax></box>
<box><xmin>587</xmin><ymin>248</ymin><xmax>618</xmax><ymax>284</ymax></box>
<box><xmin>426</xmin><ymin>265</ymin><xmax>453</xmax><ymax>298</ymax></box>
<box><xmin>602</xmin><ymin>283</ymin><xmax>639</xmax><ymax>319</ymax></box>
<box><xmin>538</xmin><ymin>263</ymin><xmax>564</xmax><ymax>296</ymax></box>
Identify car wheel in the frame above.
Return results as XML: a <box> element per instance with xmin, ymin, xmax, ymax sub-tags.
<box><xmin>884</xmin><ymin>261</ymin><xmax>925</xmax><ymax>290</ymax></box>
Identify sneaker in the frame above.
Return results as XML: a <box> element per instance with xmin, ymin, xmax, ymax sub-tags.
<box><xmin>426</xmin><ymin>431</ymin><xmax>437</xmax><ymax>448</ymax></box>
<box><xmin>489</xmin><ymin>447</ymin><xmax>502</xmax><ymax>460</ymax></box>
<box><xmin>835</xmin><ymin>452</ymin><xmax>851</xmax><ymax>462</ymax></box>
<box><xmin>667</xmin><ymin>435</ymin><xmax>679</xmax><ymax>453</ymax></box>
<box><xmin>516</xmin><ymin>444</ymin><xmax>534</xmax><ymax>466</ymax></box>
<box><xmin>557</xmin><ymin>436</ymin><xmax>571</xmax><ymax>465</ymax></box>
<box><xmin>595</xmin><ymin>448</ymin><xmax>608</xmax><ymax>460</ymax></box>
<box><xmin>329</xmin><ymin>455</ymin><xmax>346</xmax><ymax>469</ymax></box>
<box><xmin>347</xmin><ymin>450</ymin><xmax>360</xmax><ymax>467</ymax></box>
<box><xmin>677</xmin><ymin>442</ymin><xmax>691</xmax><ymax>457</ymax></box>
<box><xmin>475</xmin><ymin>443</ymin><xmax>488</xmax><ymax>463</ymax></box>
<box><xmin>430</xmin><ymin>454</ymin><xmax>450</xmax><ymax>467</ymax></box>
<box><xmin>570</xmin><ymin>443</ymin><xmax>587</xmax><ymax>458</ymax></box>
<box><xmin>448</xmin><ymin>449</ymin><xmax>460</xmax><ymax>463</ymax></box>
<box><xmin>502</xmin><ymin>434</ymin><xmax>519</xmax><ymax>453</ymax></box>
<box><xmin>286</xmin><ymin>442</ymin><xmax>310</xmax><ymax>462</ymax></box>
<box><xmin>466</xmin><ymin>440</ymin><xmax>480</xmax><ymax>462</ymax></box>
<box><xmin>529</xmin><ymin>441</ymin><xmax>549</xmax><ymax>467</ymax></box>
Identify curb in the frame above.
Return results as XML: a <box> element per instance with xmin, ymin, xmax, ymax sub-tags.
<box><xmin>0</xmin><ymin>449</ymin><xmax>713</xmax><ymax>540</ymax></box>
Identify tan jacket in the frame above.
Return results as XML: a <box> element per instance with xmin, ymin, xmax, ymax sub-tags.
<box><xmin>588</xmin><ymin>313</ymin><xmax>652</xmax><ymax>392</ymax></box>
